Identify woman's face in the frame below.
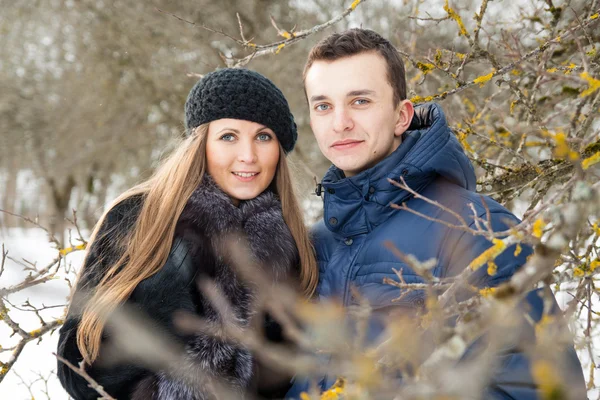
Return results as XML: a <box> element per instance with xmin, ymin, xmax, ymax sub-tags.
<box><xmin>206</xmin><ymin>119</ymin><xmax>280</xmax><ymax>205</ymax></box>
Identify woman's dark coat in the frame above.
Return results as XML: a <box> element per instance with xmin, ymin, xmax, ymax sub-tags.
<box><xmin>57</xmin><ymin>176</ymin><xmax>299</xmax><ymax>399</ymax></box>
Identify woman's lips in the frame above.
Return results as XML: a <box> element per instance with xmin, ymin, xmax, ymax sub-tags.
<box><xmin>232</xmin><ymin>171</ymin><xmax>260</xmax><ymax>182</ymax></box>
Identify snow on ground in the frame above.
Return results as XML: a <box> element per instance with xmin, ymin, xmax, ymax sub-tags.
<box><xmin>1</xmin><ymin>228</ymin><xmax>81</xmax><ymax>399</ymax></box>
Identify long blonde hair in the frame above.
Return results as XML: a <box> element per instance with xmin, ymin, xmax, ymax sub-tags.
<box><xmin>75</xmin><ymin>124</ymin><xmax>318</xmax><ymax>363</ymax></box>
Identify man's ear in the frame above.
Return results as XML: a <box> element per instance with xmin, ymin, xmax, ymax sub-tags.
<box><xmin>394</xmin><ymin>100</ymin><xmax>415</xmax><ymax>137</ymax></box>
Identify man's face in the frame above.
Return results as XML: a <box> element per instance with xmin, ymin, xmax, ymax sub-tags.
<box><xmin>305</xmin><ymin>51</ymin><xmax>413</xmax><ymax>177</ymax></box>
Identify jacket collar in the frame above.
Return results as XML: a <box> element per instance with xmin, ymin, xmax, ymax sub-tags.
<box><xmin>319</xmin><ymin>103</ymin><xmax>476</xmax><ymax>237</ymax></box>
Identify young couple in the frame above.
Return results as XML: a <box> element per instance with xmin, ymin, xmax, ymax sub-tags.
<box><xmin>57</xmin><ymin>29</ymin><xmax>585</xmax><ymax>399</ymax></box>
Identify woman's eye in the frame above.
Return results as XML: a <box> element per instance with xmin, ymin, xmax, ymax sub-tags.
<box><xmin>315</xmin><ymin>104</ymin><xmax>330</xmax><ymax>111</ymax></box>
<box><xmin>220</xmin><ymin>134</ymin><xmax>235</xmax><ymax>142</ymax></box>
<box><xmin>257</xmin><ymin>133</ymin><xmax>272</xmax><ymax>141</ymax></box>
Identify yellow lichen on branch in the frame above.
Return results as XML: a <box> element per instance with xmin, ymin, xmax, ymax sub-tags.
<box><xmin>593</xmin><ymin>222</ymin><xmax>600</xmax><ymax>236</ymax></box>
<box><xmin>487</xmin><ymin>261</ymin><xmax>498</xmax><ymax>276</ymax></box>
<box><xmin>524</xmin><ymin>141</ymin><xmax>546</xmax><ymax>148</ymax></box>
<box><xmin>416</xmin><ymin>62</ymin><xmax>435</xmax><ymax>74</ymax></box>
<box><xmin>280</xmin><ymin>31</ymin><xmax>293</xmax><ymax>39</ymax></box>
<box><xmin>579</xmin><ymin>72</ymin><xmax>600</xmax><ymax>97</ymax></box>
<box><xmin>434</xmin><ymin>49</ymin><xmax>444</xmax><ymax>67</ymax></box>
<box><xmin>0</xmin><ymin>363</ymin><xmax>9</xmax><ymax>377</ymax></box>
<box><xmin>479</xmin><ymin>287</ymin><xmax>497</xmax><ymax>297</ymax></box>
<box><xmin>457</xmin><ymin>131</ymin><xmax>474</xmax><ymax>153</ymax></box>
<box><xmin>582</xmin><ymin>151</ymin><xmax>600</xmax><ymax>170</ymax></box>
<box><xmin>552</xmin><ymin>132</ymin><xmax>579</xmax><ymax>161</ymax></box>
<box><xmin>275</xmin><ymin>43</ymin><xmax>285</xmax><ymax>54</ymax></box>
<box><xmin>473</xmin><ymin>70</ymin><xmax>495</xmax><ymax>87</ymax></box>
<box><xmin>468</xmin><ymin>239</ymin><xmax>507</xmax><ymax>271</ymax></box>
<box><xmin>564</xmin><ymin>63</ymin><xmax>577</xmax><ymax>75</ymax></box>
<box><xmin>514</xmin><ymin>243</ymin><xmax>522</xmax><ymax>257</ymax></box>
<box><xmin>410</xmin><ymin>95</ymin><xmax>435</xmax><ymax>104</ymax></box>
<box><xmin>350</xmin><ymin>0</ymin><xmax>362</xmax><ymax>10</ymax></box>
<box><xmin>59</xmin><ymin>243</ymin><xmax>86</xmax><ymax>256</ymax></box>
<box><xmin>533</xmin><ymin>218</ymin><xmax>546</xmax><ymax>238</ymax></box>
<box><xmin>29</xmin><ymin>328</ymin><xmax>42</xmax><ymax>338</ymax></box>
<box><xmin>444</xmin><ymin>0</ymin><xmax>468</xmax><ymax>37</ymax></box>
<box><xmin>321</xmin><ymin>378</ymin><xmax>346</xmax><ymax>399</ymax></box>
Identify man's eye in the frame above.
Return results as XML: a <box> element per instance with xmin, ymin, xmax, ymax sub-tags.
<box><xmin>354</xmin><ymin>99</ymin><xmax>369</xmax><ymax>105</ymax></box>
<box><xmin>315</xmin><ymin>104</ymin><xmax>330</xmax><ymax>111</ymax></box>
<box><xmin>257</xmin><ymin>133</ymin><xmax>272</xmax><ymax>141</ymax></box>
<box><xmin>220</xmin><ymin>134</ymin><xmax>235</xmax><ymax>141</ymax></box>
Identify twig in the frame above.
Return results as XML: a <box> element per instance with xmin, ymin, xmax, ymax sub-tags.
<box><xmin>227</xmin><ymin>0</ymin><xmax>369</xmax><ymax>67</ymax></box>
<box><xmin>158</xmin><ymin>1</ymin><xmax>367</xmax><ymax>68</ymax></box>
<box><xmin>415</xmin><ymin>9</ymin><xmax>600</xmax><ymax>102</ymax></box>
<box><xmin>236</xmin><ymin>13</ymin><xmax>250</xmax><ymax>44</ymax></box>
<box><xmin>0</xmin><ymin>209</ymin><xmax>60</xmax><ymax>248</ymax></box>
<box><xmin>576</xmin><ymin>91</ymin><xmax>600</xmax><ymax>140</ymax></box>
<box><xmin>389</xmin><ymin>177</ymin><xmax>469</xmax><ymax>228</ymax></box>
<box><xmin>473</xmin><ymin>0</ymin><xmax>490</xmax><ymax>47</ymax></box>
<box><xmin>65</xmin><ymin>209</ymin><xmax>88</xmax><ymax>247</ymax></box>
<box><xmin>155</xmin><ymin>7</ymin><xmax>241</xmax><ymax>44</ymax></box>
<box><xmin>383</xmin><ymin>241</ymin><xmax>436</xmax><ymax>281</ymax></box>
<box><xmin>0</xmin><ymin>311</ymin><xmax>63</xmax><ymax>384</ymax></box>
<box><xmin>54</xmin><ymin>354</ymin><xmax>116</xmax><ymax>400</ymax></box>
<box><xmin>475</xmin><ymin>140</ymin><xmax>600</xmax><ymax>196</ymax></box>
<box><xmin>0</xmin><ymin>244</ymin><xmax>6</xmax><ymax>278</ymax></box>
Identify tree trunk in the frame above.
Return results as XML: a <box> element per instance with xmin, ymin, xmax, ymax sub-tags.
<box><xmin>47</xmin><ymin>175</ymin><xmax>77</xmax><ymax>246</ymax></box>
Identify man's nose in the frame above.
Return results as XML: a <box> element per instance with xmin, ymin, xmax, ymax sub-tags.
<box><xmin>332</xmin><ymin>107</ymin><xmax>354</xmax><ymax>133</ymax></box>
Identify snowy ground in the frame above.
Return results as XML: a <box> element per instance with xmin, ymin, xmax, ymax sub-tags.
<box><xmin>0</xmin><ymin>228</ymin><xmax>79</xmax><ymax>399</ymax></box>
<box><xmin>1</xmin><ymin>227</ymin><xmax>598</xmax><ymax>399</ymax></box>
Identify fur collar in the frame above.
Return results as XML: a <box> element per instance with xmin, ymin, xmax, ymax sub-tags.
<box><xmin>178</xmin><ymin>174</ymin><xmax>243</xmax><ymax>235</ymax></box>
<box><xmin>177</xmin><ymin>174</ymin><xmax>299</xmax><ymax>282</ymax></box>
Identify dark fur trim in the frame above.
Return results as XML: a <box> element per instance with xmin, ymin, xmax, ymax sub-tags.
<box><xmin>241</xmin><ymin>191</ymin><xmax>300</xmax><ymax>282</ymax></box>
<box><xmin>132</xmin><ymin>375</ymin><xmax>158</xmax><ymax>400</ymax></box>
<box><xmin>178</xmin><ymin>175</ymin><xmax>242</xmax><ymax>236</ymax></box>
<box><xmin>137</xmin><ymin>175</ymin><xmax>297</xmax><ymax>399</ymax></box>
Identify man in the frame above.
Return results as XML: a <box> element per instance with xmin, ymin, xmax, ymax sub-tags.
<box><xmin>286</xmin><ymin>29</ymin><xmax>585</xmax><ymax>399</ymax></box>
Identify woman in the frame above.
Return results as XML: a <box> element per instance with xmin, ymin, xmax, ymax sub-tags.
<box><xmin>57</xmin><ymin>68</ymin><xmax>318</xmax><ymax>399</ymax></box>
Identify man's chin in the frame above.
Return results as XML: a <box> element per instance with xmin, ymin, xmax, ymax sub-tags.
<box><xmin>331</xmin><ymin>161</ymin><xmax>366</xmax><ymax>177</ymax></box>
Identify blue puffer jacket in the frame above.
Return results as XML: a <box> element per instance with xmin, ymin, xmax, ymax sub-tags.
<box><xmin>286</xmin><ymin>103</ymin><xmax>585</xmax><ymax>399</ymax></box>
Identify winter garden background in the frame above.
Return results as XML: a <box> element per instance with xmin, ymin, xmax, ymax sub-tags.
<box><xmin>1</xmin><ymin>0</ymin><xmax>600</xmax><ymax>398</ymax></box>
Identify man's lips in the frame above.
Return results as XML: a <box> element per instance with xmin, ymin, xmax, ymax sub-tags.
<box><xmin>331</xmin><ymin>139</ymin><xmax>364</xmax><ymax>150</ymax></box>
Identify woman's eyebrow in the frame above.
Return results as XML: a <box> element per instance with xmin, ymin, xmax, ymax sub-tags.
<box><xmin>216</xmin><ymin>127</ymin><xmax>241</xmax><ymax>134</ymax></box>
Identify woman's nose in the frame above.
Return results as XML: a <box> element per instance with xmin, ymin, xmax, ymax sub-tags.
<box><xmin>236</xmin><ymin>141</ymin><xmax>258</xmax><ymax>163</ymax></box>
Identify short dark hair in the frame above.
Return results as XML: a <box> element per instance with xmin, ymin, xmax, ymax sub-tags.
<box><xmin>303</xmin><ymin>28</ymin><xmax>407</xmax><ymax>105</ymax></box>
